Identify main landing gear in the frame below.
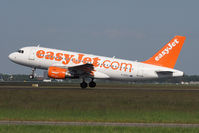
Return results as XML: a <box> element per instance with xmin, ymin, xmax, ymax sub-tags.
<box><xmin>80</xmin><ymin>79</ymin><xmax>96</xmax><ymax>89</ymax></box>
<box><xmin>29</xmin><ymin>67</ymin><xmax>36</xmax><ymax>79</ymax></box>
<box><xmin>89</xmin><ymin>79</ymin><xmax>96</xmax><ymax>88</ymax></box>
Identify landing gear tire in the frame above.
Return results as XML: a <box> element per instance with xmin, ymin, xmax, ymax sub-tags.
<box><xmin>80</xmin><ymin>81</ymin><xmax>88</xmax><ymax>89</ymax></box>
<box><xmin>29</xmin><ymin>75</ymin><xmax>34</xmax><ymax>79</ymax></box>
<box><xmin>29</xmin><ymin>67</ymin><xmax>36</xmax><ymax>79</ymax></box>
<box><xmin>89</xmin><ymin>81</ymin><xmax>96</xmax><ymax>88</ymax></box>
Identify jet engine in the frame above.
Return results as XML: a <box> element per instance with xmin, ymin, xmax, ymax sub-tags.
<box><xmin>48</xmin><ymin>66</ymin><xmax>72</xmax><ymax>79</ymax></box>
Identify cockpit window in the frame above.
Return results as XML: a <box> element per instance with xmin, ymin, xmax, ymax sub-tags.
<box><xmin>18</xmin><ymin>50</ymin><xmax>24</xmax><ymax>53</ymax></box>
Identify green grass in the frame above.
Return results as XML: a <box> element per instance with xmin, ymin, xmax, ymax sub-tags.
<box><xmin>0</xmin><ymin>125</ymin><xmax>199</xmax><ymax>133</ymax></box>
<box><xmin>0</xmin><ymin>84</ymin><xmax>199</xmax><ymax>123</ymax></box>
<box><xmin>1</xmin><ymin>109</ymin><xmax>199</xmax><ymax>123</ymax></box>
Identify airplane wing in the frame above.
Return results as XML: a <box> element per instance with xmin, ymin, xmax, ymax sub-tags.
<box><xmin>68</xmin><ymin>63</ymin><xmax>95</xmax><ymax>77</ymax></box>
<box><xmin>52</xmin><ymin>63</ymin><xmax>109</xmax><ymax>79</ymax></box>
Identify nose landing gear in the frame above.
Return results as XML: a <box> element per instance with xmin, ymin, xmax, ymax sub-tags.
<box><xmin>29</xmin><ymin>67</ymin><xmax>36</xmax><ymax>79</ymax></box>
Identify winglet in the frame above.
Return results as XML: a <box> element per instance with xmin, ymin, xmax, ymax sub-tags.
<box><xmin>142</xmin><ymin>36</ymin><xmax>186</xmax><ymax>68</ymax></box>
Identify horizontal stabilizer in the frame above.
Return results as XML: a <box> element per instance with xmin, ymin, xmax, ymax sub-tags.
<box><xmin>156</xmin><ymin>71</ymin><xmax>173</xmax><ymax>77</ymax></box>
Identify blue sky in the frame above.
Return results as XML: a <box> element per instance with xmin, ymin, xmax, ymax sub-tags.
<box><xmin>0</xmin><ymin>0</ymin><xmax>198</xmax><ymax>75</ymax></box>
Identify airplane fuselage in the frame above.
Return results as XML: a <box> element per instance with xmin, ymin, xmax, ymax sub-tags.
<box><xmin>9</xmin><ymin>46</ymin><xmax>183</xmax><ymax>81</ymax></box>
<box><xmin>8</xmin><ymin>36</ymin><xmax>186</xmax><ymax>88</ymax></box>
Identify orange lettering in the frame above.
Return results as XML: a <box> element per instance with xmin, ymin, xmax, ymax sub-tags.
<box><xmin>36</xmin><ymin>50</ymin><xmax>45</xmax><ymax>58</ymax></box>
<box><xmin>45</xmin><ymin>51</ymin><xmax>54</xmax><ymax>60</ymax></box>
<box><xmin>111</xmin><ymin>61</ymin><xmax>119</xmax><ymax>70</ymax></box>
<box><xmin>92</xmin><ymin>57</ymin><xmax>101</xmax><ymax>67</ymax></box>
<box><xmin>103</xmin><ymin>60</ymin><xmax>111</xmax><ymax>69</ymax></box>
<box><xmin>55</xmin><ymin>53</ymin><xmax>63</xmax><ymax>61</ymax></box>
<box><xmin>83</xmin><ymin>57</ymin><xmax>92</xmax><ymax>64</ymax></box>
<box><xmin>120</xmin><ymin>63</ymin><xmax>132</xmax><ymax>72</ymax></box>
<box><xmin>62</xmin><ymin>54</ymin><xmax>74</xmax><ymax>65</ymax></box>
<box><xmin>73</xmin><ymin>54</ymin><xmax>84</xmax><ymax>64</ymax></box>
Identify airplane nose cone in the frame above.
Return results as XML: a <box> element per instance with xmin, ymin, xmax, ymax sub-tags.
<box><xmin>8</xmin><ymin>53</ymin><xmax>15</xmax><ymax>61</ymax></box>
<box><xmin>8</xmin><ymin>53</ymin><xmax>12</xmax><ymax>60</ymax></box>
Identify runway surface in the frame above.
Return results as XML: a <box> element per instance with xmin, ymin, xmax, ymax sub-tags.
<box><xmin>1</xmin><ymin>86</ymin><xmax>199</xmax><ymax>91</ymax></box>
<box><xmin>1</xmin><ymin>121</ymin><xmax>199</xmax><ymax>127</ymax></box>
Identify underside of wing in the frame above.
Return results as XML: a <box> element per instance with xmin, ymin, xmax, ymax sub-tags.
<box><xmin>68</xmin><ymin>63</ymin><xmax>95</xmax><ymax>77</ymax></box>
<box><xmin>50</xmin><ymin>63</ymin><xmax>109</xmax><ymax>79</ymax></box>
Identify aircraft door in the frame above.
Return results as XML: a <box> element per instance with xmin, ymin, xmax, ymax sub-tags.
<box><xmin>136</xmin><ymin>68</ymin><xmax>143</xmax><ymax>78</ymax></box>
<box><xmin>29</xmin><ymin>48</ymin><xmax>36</xmax><ymax>60</ymax></box>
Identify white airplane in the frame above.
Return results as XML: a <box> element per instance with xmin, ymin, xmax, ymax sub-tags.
<box><xmin>9</xmin><ymin>35</ymin><xmax>186</xmax><ymax>88</ymax></box>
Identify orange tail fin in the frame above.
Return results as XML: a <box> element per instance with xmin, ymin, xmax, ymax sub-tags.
<box><xmin>142</xmin><ymin>35</ymin><xmax>186</xmax><ymax>68</ymax></box>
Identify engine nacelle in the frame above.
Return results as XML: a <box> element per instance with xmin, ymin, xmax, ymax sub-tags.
<box><xmin>48</xmin><ymin>66</ymin><xmax>72</xmax><ymax>79</ymax></box>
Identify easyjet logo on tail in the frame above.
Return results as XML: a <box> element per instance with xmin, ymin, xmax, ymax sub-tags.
<box><xmin>142</xmin><ymin>35</ymin><xmax>186</xmax><ymax>69</ymax></box>
<box><xmin>155</xmin><ymin>39</ymin><xmax>179</xmax><ymax>61</ymax></box>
